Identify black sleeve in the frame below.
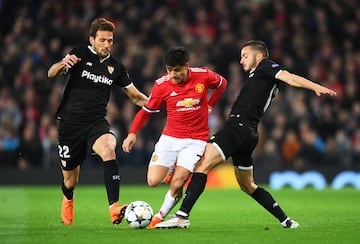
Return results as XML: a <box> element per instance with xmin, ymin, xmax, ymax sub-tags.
<box><xmin>114</xmin><ymin>61</ymin><xmax>132</xmax><ymax>88</ymax></box>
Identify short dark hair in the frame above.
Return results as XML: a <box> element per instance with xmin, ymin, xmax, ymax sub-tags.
<box><xmin>241</xmin><ymin>40</ymin><xmax>269</xmax><ymax>58</ymax></box>
<box><xmin>90</xmin><ymin>18</ymin><xmax>115</xmax><ymax>37</ymax></box>
<box><xmin>165</xmin><ymin>46</ymin><xmax>190</xmax><ymax>66</ymax></box>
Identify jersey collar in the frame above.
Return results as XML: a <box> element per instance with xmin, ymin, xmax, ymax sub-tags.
<box><xmin>87</xmin><ymin>45</ymin><xmax>110</xmax><ymax>63</ymax></box>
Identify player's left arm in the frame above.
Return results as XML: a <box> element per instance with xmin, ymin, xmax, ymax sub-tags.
<box><xmin>208</xmin><ymin>74</ymin><xmax>228</xmax><ymax>111</ymax></box>
<box><xmin>123</xmin><ymin>84</ymin><xmax>148</xmax><ymax>107</ymax></box>
<box><xmin>277</xmin><ymin>70</ymin><xmax>337</xmax><ymax>97</ymax></box>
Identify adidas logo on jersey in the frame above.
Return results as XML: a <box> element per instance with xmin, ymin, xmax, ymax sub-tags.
<box><xmin>170</xmin><ymin>91</ymin><xmax>178</xmax><ymax>96</ymax></box>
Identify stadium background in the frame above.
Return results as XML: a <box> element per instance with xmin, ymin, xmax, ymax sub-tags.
<box><xmin>0</xmin><ymin>0</ymin><xmax>359</xmax><ymax>188</ymax></box>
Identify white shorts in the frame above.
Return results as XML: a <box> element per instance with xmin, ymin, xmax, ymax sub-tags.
<box><xmin>149</xmin><ymin>135</ymin><xmax>207</xmax><ymax>172</ymax></box>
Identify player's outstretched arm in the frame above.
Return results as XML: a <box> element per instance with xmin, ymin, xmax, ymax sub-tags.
<box><xmin>122</xmin><ymin>109</ymin><xmax>150</xmax><ymax>153</ymax></box>
<box><xmin>123</xmin><ymin>85</ymin><xmax>148</xmax><ymax>107</ymax></box>
<box><xmin>277</xmin><ymin>70</ymin><xmax>337</xmax><ymax>97</ymax></box>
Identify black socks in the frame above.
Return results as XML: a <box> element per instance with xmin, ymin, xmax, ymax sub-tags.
<box><xmin>103</xmin><ymin>160</ymin><xmax>120</xmax><ymax>205</ymax></box>
<box><xmin>62</xmin><ymin>181</ymin><xmax>74</xmax><ymax>200</ymax></box>
<box><xmin>251</xmin><ymin>187</ymin><xmax>287</xmax><ymax>222</ymax></box>
<box><xmin>179</xmin><ymin>172</ymin><xmax>207</xmax><ymax>216</ymax></box>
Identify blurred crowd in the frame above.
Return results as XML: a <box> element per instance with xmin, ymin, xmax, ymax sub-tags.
<box><xmin>0</xmin><ymin>0</ymin><xmax>359</xmax><ymax>171</ymax></box>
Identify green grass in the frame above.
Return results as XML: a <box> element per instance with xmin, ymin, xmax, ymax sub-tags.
<box><xmin>0</xmin><ymin>185</ymin><xmax>359</xmax><ymax>244</ymax></box>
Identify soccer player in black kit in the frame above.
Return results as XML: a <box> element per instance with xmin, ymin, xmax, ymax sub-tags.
<box><xmin>156</xmin><ymin>40</ymin><xmax>337</xmax><ymax>229</ymax></box>
<box><xmin>47</xmin><ymin>18</ymin><xmax>148</xmax><ymax>225</ymax></box>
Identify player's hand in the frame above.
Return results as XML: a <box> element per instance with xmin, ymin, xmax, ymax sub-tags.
<box><xmin>208</xmin><ymin>105</ymin><xmax>213</xmax><ymax>113</ymax></box>
<box><xmin>122</xmin><ymin>133</ymin><xmax>136</xmax><ymax>153</ymax></box>
<box><xmin>62</xmin><ymin>54</ymin><xmax>81</xmax><ymax>70</ymax></box>
<box><xmin>314</xmin><ymin>85</ymin><xmax>337</xmax><ymax>97</ymax></box>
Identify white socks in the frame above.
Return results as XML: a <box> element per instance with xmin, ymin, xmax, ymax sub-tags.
<box><xmin>158</xmin><ymin>190</ymin><xmax>180</xmax><ymax>218</ymax></box>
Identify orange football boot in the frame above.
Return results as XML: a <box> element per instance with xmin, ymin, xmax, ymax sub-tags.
<box><xmin>146</xmin><ymin>214</ymin><xmax>163</xmax><ymax>229</ymax></box>
<box><xmin>61</xmin><ymin>196</ymin><xmax>74</xmax><ymax>225</ymax></box>
<box><xmin>109</xmin><ymin>202</ymin><xmax>128</xmax><ymax>224</ymax></box>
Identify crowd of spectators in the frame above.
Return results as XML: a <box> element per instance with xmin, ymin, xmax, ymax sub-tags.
<box><xmin>0</xmin><ymin>0</ymin><xmax>359</xmax><ymax>171</ymax></box>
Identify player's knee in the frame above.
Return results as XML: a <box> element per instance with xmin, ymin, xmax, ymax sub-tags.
<box><xmin>64</xmin><ymin>178</ymin><xmax>78</xmax><ymax>188</ymax></box>
<box><xmin>98</xmin><ymin>144</ymin><xmax>116</xmax><ymax>160</ymax></box>
<box><xmin>147</xmin><ymin>177</ymin><xmax>161</xmax><ymax>187</ymax></box>
<box><xmin>195</xmin><ymin>160</ymin><xmax>216</xmax><ymax>174</ymax></box>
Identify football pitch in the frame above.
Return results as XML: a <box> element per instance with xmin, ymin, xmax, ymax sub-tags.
<box><xmin>0</xmin><ymin>185</ymin><xmax>359</xmax><ymax>244</ymax></box>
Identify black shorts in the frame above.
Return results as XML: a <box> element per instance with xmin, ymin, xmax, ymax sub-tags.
<box><xmin>209</xmin><ymin>118</ymin><xmax>258</xmax><ymax>168</ymax></box>
<box><xmin>58</xmin><ymin>118</ymin><xmax>115</xmax><ymax>170</ymax></box>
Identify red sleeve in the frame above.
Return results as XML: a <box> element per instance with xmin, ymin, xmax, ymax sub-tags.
<box><xmin>208</xmin><ymin>76</ymin><xmax>227</xmax><ymax>108</ymax></box>
<box><xmin>128</xmin><ymin>108</ymin><xmax>151</xmax><ymax>134</ymax></box>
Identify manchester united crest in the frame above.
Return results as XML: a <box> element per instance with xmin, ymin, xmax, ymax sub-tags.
<box><xmin>195</xmin><ymin>83</ymin><xmax>204</xmax><ymax>93</ymax></box>
<box><xmin>151</xmin><ymin>154</ymin><xmax>159</xmax><ymax>162</ymax></box>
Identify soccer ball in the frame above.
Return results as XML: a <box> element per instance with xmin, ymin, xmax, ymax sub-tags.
<box><xmin>124</xmin><ymin>200</ymin><xmax>154</xmax><ymax>229</ymax></box>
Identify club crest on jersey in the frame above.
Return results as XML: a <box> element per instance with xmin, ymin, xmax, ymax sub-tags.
<box><xmin>195</xmin><ymin>83</ymin><xmax>205</xmax><ymax>93</ymax></box>
<box><xmin>151</xmin><ymin>155</ymin><xmax>159</xmax><ymax>162</ymax></box>
<box><xmin>107</xmin><ymin>65</ymin><xmax>114</xmax><ymax>74</ymax></box>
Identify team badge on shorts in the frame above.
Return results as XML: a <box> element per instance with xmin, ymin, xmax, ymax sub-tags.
<box><xmin>151</xmin><ymin>155</ymin><xmax>159</xmax><ymax>162</ymax></box>
<box><xmin>61</xmin><ymin>160</ymin><xmax>67</xmax><ymax>168</ymax></box>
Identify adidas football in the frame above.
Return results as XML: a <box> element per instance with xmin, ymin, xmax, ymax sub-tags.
<box><xmin>124</xmin><ymin>200</ymin><xmax>154</xmax><ymax>229</ymax></box>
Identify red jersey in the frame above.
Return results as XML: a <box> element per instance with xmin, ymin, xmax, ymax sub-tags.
<box><xmin>143</xmin><ymin>67</ymin><xmax>226</xmax><ymax>141</ymax></box>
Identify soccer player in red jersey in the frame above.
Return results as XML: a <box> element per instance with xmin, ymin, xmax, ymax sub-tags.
<box><xmin>157</xmin><ymin>40</ymin><xmax>337</xmax><ymax>229</ymax></box>
<box><xmin>122</xmin><ymin>46</ymin><xmax>227</xmax><ymax>228</ymax></box>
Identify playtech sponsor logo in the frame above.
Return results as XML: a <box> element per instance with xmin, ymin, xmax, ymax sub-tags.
<box><xmin>81</xmin><ymin>70</ymin><xmax>113</xmax><ymax>85</ymax></box>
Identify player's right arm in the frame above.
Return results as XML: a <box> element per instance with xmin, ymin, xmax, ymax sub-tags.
<box><xmin>47</xmin><ymin>54</ymin><xmax>81</xmax><ymax>78</ymax></box>
<box><xmin>122</xmin><ymin>108</ymin><xmax>151</xmax><ymax>153</ymax></box>
<box><xmin>122</xmin><ymin>80</ymin><xmax>163</xmax><ymax>152</ymax></box>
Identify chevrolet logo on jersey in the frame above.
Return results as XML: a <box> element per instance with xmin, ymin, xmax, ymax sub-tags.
<box><xmin>176</xmin><ymin>98</ymin><xmax>200</xmax><ymax>107</ymax></box>
<box><xmin>81</xmin><ymin>70</ymin><xmax>113</xmax><ymax>85</ymax></box>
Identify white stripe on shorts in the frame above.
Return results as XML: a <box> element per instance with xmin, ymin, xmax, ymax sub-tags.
<box><xmin>236</xmin><ymin>165</ymin><xmax>254</xmax><ymax>170</ymax></box>
<box><xmin>212</xmin><ymin>142</ymin><xmax>226</xmax><ymax>161</ymax></box>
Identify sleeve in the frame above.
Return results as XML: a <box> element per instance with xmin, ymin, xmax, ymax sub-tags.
<box><xmin>142</xmin><ymin>83</ymin><xmax>163</xmax><ymax>112</ymax></box>
<box><xmin>128</xmin><ymin>108</ymin><xmax>151</xmax><ymax>134</ymax></box>
<box><xmin>128</xmin><ymin>82</ymin><xmax>163</xmax><ymax>134</ymax></box>
<box><xmin>115</xmin><ymin>62</ymin><xmax>132</xmax><ymax>87</ymax></box>
<box><xmin>264</xmin><ymin>60</ymin><xmax>283</xmax><ymax>79</ymax></box>
<box><xmin>207</xmin><ymin>69</ymin><xmax>228</xmax><ymax>108</ymax></box>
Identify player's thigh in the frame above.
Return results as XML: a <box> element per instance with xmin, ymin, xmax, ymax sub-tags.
<box><xmin>194</xmin><ymin>143</ymin><xmax>224</xmax><ymax>173</ymax></box>
<box><xmin>147</xmin><ymin>165</ymin><xmax>169</xmax><ymax>186</ymax></box>
<box><xmin>58</xmin><ymin>122</ymin><xmax>87</xmax><ymax>170</ymax></box>
<box><xmin>89</xmin><ymin>119</ymin><xmax>116</xmax><ymax>160</ymax></box>
<box><xmin>92</xmin><ymin>133</ymin><xmax>117</xmax><ymax>156</ymax></box>
<box><xmin>147</xmin><ymin>135</ymin><xmax>178</xmax><ymax>185</ymax></box>
<box><xmin>148</xmin><ymin>135</ymin><xmax>178</xmax><ymax>168</ymax></box>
